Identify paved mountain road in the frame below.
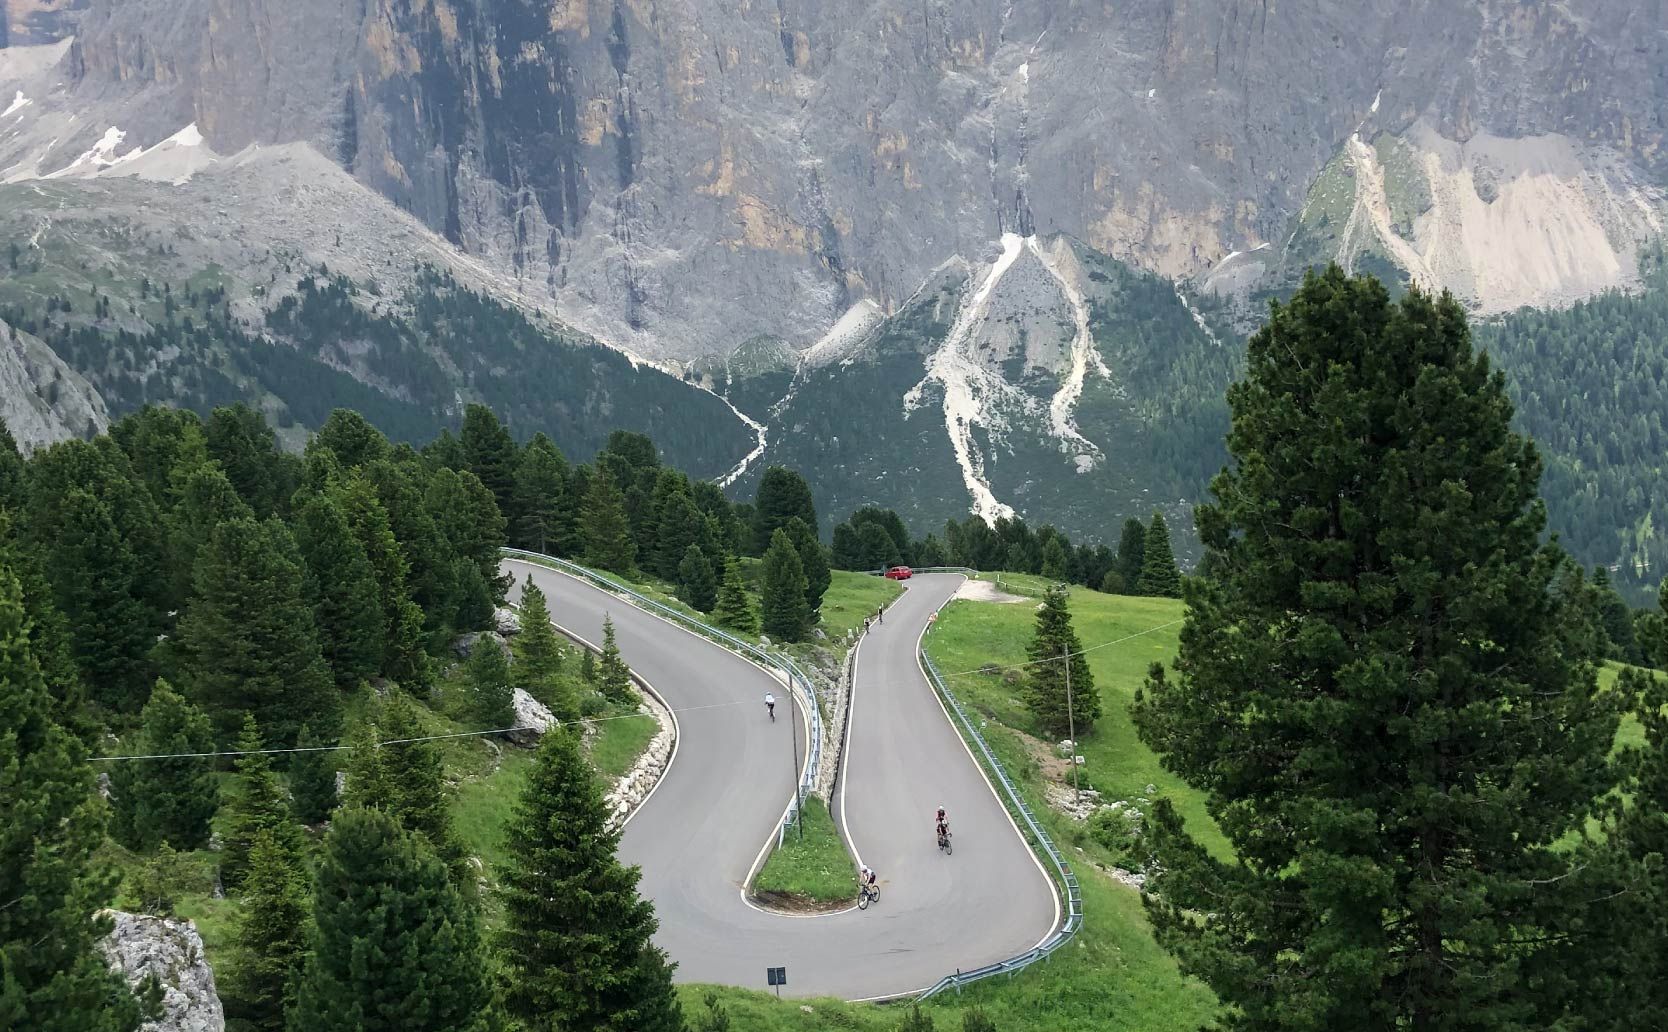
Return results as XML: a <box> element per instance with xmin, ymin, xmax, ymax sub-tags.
<box><xmin>503</xmin><ymin>560</ymin><xmax>1058</xmax><ymax>1000</ymax></box>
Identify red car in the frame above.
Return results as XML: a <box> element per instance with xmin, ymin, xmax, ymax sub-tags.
<box><xmin>885</xmin><ymin>566</ymin><xmax>913</xmax><ymax>580</ymax></box>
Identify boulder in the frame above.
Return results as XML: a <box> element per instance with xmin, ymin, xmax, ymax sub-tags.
<box><xmin>451</xmin><ymin>630</ymin><xmax>507</xmax><ymax>658</ymax></box>
<box><xmin>98</xmin><ymin>910</ymin><xmax>225</xmax><ymax>1032</ymax></box>
<box><xmin>494</xmin><ymin>607</ymin><xmax>522</xmax><ymax>636</ymax></box>
<box><xmin>505</xmin><ymin>688</ymin><xmax>556</xmax><ymax>746</ymax></box>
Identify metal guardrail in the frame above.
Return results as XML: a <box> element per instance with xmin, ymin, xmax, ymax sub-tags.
<box><xmin>502</xmin><ymin>548</ymin><xmax>823</xmax><ymax>833</ymax></box>
<box><xmin>914</xmin><ymin>653</ymin><xmax>1084</xmax><ymax>999</ymax></box>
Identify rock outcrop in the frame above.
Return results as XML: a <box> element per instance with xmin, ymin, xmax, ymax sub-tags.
<box><xmin>97</xmin><ymin>910</ymin><xmax>224</xmax><ymax>1032</ymax></box>
<box><xmin>1</xmin><ymin>1</ymin><xmax>1661</xmax><ymax>361</ymax></box>
<box><xmin>505</xmin><ymin>687</ymin><xmax>555</xmax><ymax>747</ymax></box>
<box><xmin>0</xmin><ymin>318</ymin><xmax>108</xmax><ymax>451</ymax></box>
<box><xmin>602</xmin><ymin>685</ymin><xmax>675</xmax><ymax>830</ymax></box>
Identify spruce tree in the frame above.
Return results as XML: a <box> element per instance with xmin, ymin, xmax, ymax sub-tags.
<box><xmin>181</xmin><ymin>517</ymin><xmax>337</xmax><ymax>746</ymax></box>
<box><xmin>354</xmin><ymin>697</ymin><xmax>468</xmax><ymax>880</ymax></box>
<box><xmin>916</xmin><ymin>533</ymin><xmax>947</xmax><ymax>568</ymax></box>
<box><xmin>163</xmin><ymin>461</ymin><xmax>253</xmax><ymax>610</ymax></box>
<box><xmin>221</xmin><ymin>714</ymin><xmax>304</xmax><ymax>891</ymax></box>
<box><xmin>497</xmin><ymin>729</ymin><xmax>682</xmax><ymax>1032</ymax></box>
<box><xmin>1590</xmin><ymin>565</ymin><xmax>1638</xmax><ymax>662</ymax></box>
<box><xmin>0</xmin><ymin>512</ymin><xmax>88</xmax><ymax>733</ymax></box>
<box><xmin>205</xmin><ymin>403</ymin><xmax>291</xmax><ymax>517</ymax></box>
<box><xmin>0</xmin><ymin>563</ymin><xmax>141</xmax><ymax>1032</ymax></box>
<box><xmin>0</xmin><ymin>416</ymin><xmax>24</xmax><ymax>511</ymax></box>
<box><xmin>1116</xmin><ymin>517</ymin><xmax>1146</xmax><ymax>591</ymax></box>
<box><xmin>466</xmin><ymin>636</ymin><xmax>515</xmax><ymax>729</ymax></box>
<box><xmin>714</xmin><ymin>558</ymin><xmax>758</xmax><ymax>636</ymax></box>
<box><xmin>425</xmin><ymin>466</ymin><xmax>509</xmax><ymax>607</ymax></box>
<box><xmin>677</xmin><ymin>545</ymin><xmax>718</xmax><ymax>613</ymax></box>
<box><xmin>288</xmin><ymin>723</ymin><xmax>338</xmax><ymax>825</ymax></box>
<box><xmin>597</xmin><ymin>616</ymin><xmax>633</xmax><ymax>703</ymax></box>
<box><xmin>288</xmin><ymin>808</ymin><xmax>488</xmax><ymax>1032</ymax></box>
<box><xmin>1041</xmin><ymin>537</ymin><xmax>1069</xmax><ymax>581</ymax></box>
<box><xmin>581</xmin><ymin>466</ymin><xmax>637</xmax><ymax>574</ymax></box>
<box><xmin>512</xmin><ymin>433</ymin><xmax>568</xmax><ymax>553</ymax></box>
<box><xmin>223</xmin><ymin>828</ymin><xmax>309</xmax><ymax>1032</ymax></box>
<box><xmin>1135</xmin><ymin>512</ymin><xmax>1181</xmax><ymax>597</ymax></box>
<box><xmin>1131</xmin><ymin>268</ymin><xmax>1623</xmax><ymax>1030</ymax></box>
<box><xmin>513</xmin><ymin>579</ymin><xmax>576</xmax><ymax>720</ymax></box>
<box><xmin>293</xmin><ymin>493</ymin><xmax>384</xmax><ymax>688</ymax></box>
<box><xmin>783</xmin><ymin>516</ymin><xmax>831</xmax><ymax>615</ymax></box>
<box><xmin>41</xmin><ymin>488</ymin><xmax>154</xmax><ymax>712</ymax></box>
<box><xmin>109</xmin><ymin>680</ymin><xmax>219</xmax><ymax>852</ymax></box>
<box><xmin>760</xmin><ymin>529</ymin><xmax>810</xmax><ymax>642</ymax></box>
<box><xmin>751</xmin><ymin>467</ymin><xmax>818</xmax><ymax>554</ymax></box>
<box><xmin>309</xmin><ymin>409</ymin><xmax>390</xmax><ymax>470</ymax></box>
<box><xmin>653</xmin><ymin>483</ymin><xmax>701</xmax><ymax>580</ymax></box>
<box><xmin>857</xmin><ymin>522</ymin><xmax>899</xmax><ymax>571</ymax></box>
<box><xmin>831</xmin><ymin>522</ymin><xmax>863</xmax><ymax>570</ymax></box>
<box><xmin>461</xmin><ymin>403</ymin><xmax>518</xmax><ymax>520</ymax></box>
<box><xmin>1023</xmin><ymin>585</ymin><xmax>1098</xmax><ymax>738</ymax></box>
<box><xmin>334</xmin><ymin>476</ymin><xmax>429</xmax><ymax>690</ymax></box>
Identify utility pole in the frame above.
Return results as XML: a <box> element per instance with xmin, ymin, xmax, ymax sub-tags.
<box><xmin>1063</xmin><ymin>645</ymin><xmax>1080</xmax><ymax>804</ymax></box>
<box><xmin>789</xmin><ymin>677</ymin><xmax>804</xmax><ymax>840</ymax></box>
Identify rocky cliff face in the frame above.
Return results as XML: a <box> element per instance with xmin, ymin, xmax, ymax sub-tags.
<box><xmin>5</xmin><ymin>0</ymin><xmax>1662</xmax><ymax>360</ymax></box>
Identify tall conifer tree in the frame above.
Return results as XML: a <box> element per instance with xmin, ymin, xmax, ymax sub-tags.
<box><xmin>461</xmin><ymin>403</ymin><xmax>518</xmax><ymax>520</ymax></box>
<box><xmin>760</xmin><ymin>529</ymin><xmax>810</xmax><ymax>642</ymax></box>
<box><xmin>223</xmin><ymin>828</ymin><xmax>309</xmax><ymax>1031</ymax></box>
<box><xmin>513</xmin><ymin>580</ymin><xmax>576</xmax><ymax>720</ymax></box>
<box><xmin>220</xmin><ymin>714</ymin><xmax>304</xmax><ymax>891</ymax></box>
<box><xmin>288</xmin><ymin>723</ymin><xmax>338</xmax><ymax>825</ymax></box>
<box><xmin>1116</xmin><ymin>518</ymin><xmax>1146</xmax><ymax>591</ymax></box>
<box><xmin>581</xmin><ymin>467</ymin><xmax>637</xmax><ymax>574</ymax></box>
<box><xmin>677</xmin><ymin>545</ymin><xmax>718</xmax><ymax>613</ymax></box>
<box><xmin>1135</xmin><ymin>512</ymin><xmax>1181</xmax><ymax>597</ymax></box>
<box><xmin>1132</xmin><ymin>268</ymin><xmax>1623</xmax><ymax>1030</ymax></box>
<box><xmin>497</xmin><ymin>730</ymin><xmax>682</xmax><ymax>1032</ymax></box>
<box><xmin>0</xmin><ymin>564</ymin><xmax>141</xmax><ymax>1032</ymax></box>
<box><xmin>1023</xmin><ymin>585</ymin><xmax>1099</xmax><ymax>737</ymax></box>
<box><xmin>181</xmin><ymin>517</ymin><xmax>337</xmax><ymax>746</ymax></box>
<box><xmin>513</xmin><ymin>433</ymin><xmax>568</xmax><ymax>553</ymax></box>
<box><xmin>783</xmin><ymin>516</ymin><xmax>831</xmax><ymax>615</ymax></box>
<box><xmin>288</xmin><ymin>808</ymin><xmax>488</xmax><ymax>1032</ymax></box>
<box><xmin>109</xmin><ymin>681</ymin><xmax>219</xmax><ymax>852</ymax></box>
<box><xmin>293</xmin><ymin>493</ymin><xmax>384</xmax><ymax>688</ymax></box>
<box><xmin>713</xmin><ymin>559</ymin><xmax>758</xmax><ymax>636</ymax></box>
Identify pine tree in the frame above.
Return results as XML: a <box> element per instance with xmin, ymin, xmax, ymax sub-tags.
<box><xmin>713</xmin><ymin>558</ymin><xmax>758</xmax><ymax>636</ymax></box>
<box><xmin>288</xmin><ymin>723</ymin><xmax>338</xmax><ymax>825</ymax></box>
<box><xmin>760</xmin><ymin>529</ymin><xmax>810</xmax><ymax>642</ymax></box>
<box><xmin>598</xmin><ymin>616</ymin><xmax>633</xmax><ymax>703</ymax></box>
<box><xmin>0</xmin><ymin>512</ymin><xmax>88</xmax><ymax>734</ymax></box>
<box><xmin>41</xmin><ymin>488</ymin><xmax>154</xmax><ymax>712</ymax></box>
<box><xmin>783</xmin><ymin>516</ymin><xmax>831</xmax><ymax>615</ymax></box>
<box><xmin>0</xmin><ymin>563</ymin><xmax>141</xmax><ymax>1032</ymax></box>
<box><xmin>221</xmin><ymin>714</ymin><xmax>305</xmax><ymax>891</ymax></box>
<box><xmin>1023</xmin><ymin>585</ymin><xmax>1099</xmax><ymax>738</ymax></box>
<box><xmin>1116</xmin><ymin>517</ymin><xmax>1146</xmax><ymax>591</ymax></box>
<box><xmin>677</xmin><ymin>545</ymin><xmax>719</xmax><ymax>613</ymax></box>
<box><xmin>222</xmin><ymin>829</ymin><xmax>309</xmax><ymax>1032</ymax></box>
<box><xmin>580</xmin><ymin>646</ymin><xmax>597</xmax><ymax>683</ymax></box>
<box><xmin>335</xmin><ymin>477</ymin><xmax>428</xmax><ymax>690</ymax></box>
<box><xmin>512</xmin><ymin>579</ymin><xmax>576</xmax><ymax>718</ymax></box>
<box><xmin>309</xmin><ymin>409</ymin><xmax>390</xmax><ymax>470</ymax></box>
<box><xmin>288</xmin><ymin>808</ymin><xmax>488</xmax><ymax>1032</ymax></box>
<box><xmin>751</xmin><ymin>467</ymin><xmax>818</xmax><ymax>555</ymax></box>
<box><xmin>497</xmin><ymin>729</ymin><xmax>683</xmax><ymax>1032</ymax></box>
<box><xmin>831</xmin><ymin>522</ymin><xmax>863</xmax><ymax>570</ymax></box>
<box><xmin>353</xmin><ymin>697</ymin><xmax>468</xmax><ymax>880</ymax></box>
<box><xmin>181</xmin><ymin>517</ymin><xmax>337</xmax><ymax>746</ymax></box>
<box><xmin>653</xmin><ymin>483</ymin><xmax>701</xmax><ymax>580</ymax></box>
<box><xmin>512</xmin><ymin>433</ymin><xmax>568</xmax><ymax>553</ymax></box>
<box><xmin>163</xmin><ymin>460</ymin><xmax>253</xmax><ymax>609</ymax></box>
<box><xmin>109</xmin><ymin>681</ymin><xmax>219</xmax><ymax>852</ymax></box>
<box><xmin>1131</xmin><ymin>269</ymin><xmax>1623</xmax><ymax>1030</ymax></box>
<box><xmin>1135</xmin><ymin>512</ymin><xmax>1181</xmax><ymax>597</ymax></box>
<box><xmin>916</xmin><ymin>534</ymin><xmax>947</xmax><ymax>568</ymax></box>
<box><xmin>425</xmin><ymin>466</ymin><xmax>509</xmax><ymax>609</ymax></box>
<box><xmin>466</xmin><ymin>635</ymin><xmax>515</xmax><ymax>729</ymax></box>
<box><xmin>461</xmin><ymin>403</ymin><xmax>518</xmax><ymax>520</ymax></box>
<box><xmin>1041</xmin><ymin>537</ymin><xmax>1069</xmax><ymax>581</ymax></box>
<box><xmin>293</xmin><ymin>493</ymin><xmax>384</xmax><ymax>688</ymax></box>
<box><xmin>1590</xmin><ymin>565</ymin><xmax>1639</xmax><ymax>663</ymax></box>
<box><xmin>0</xmin><ymin>416</ymin><xmax>25</xmax><ymax>512</ymax></box>
<box><xmin>581</xmin><ymin>467</ymin><xmax>637</xmax><ymax>574</ymax></box>
<box><xmin>205</xmin><ymin>403</ymin><xmax>293</xmax><ymax>517</ymax></box>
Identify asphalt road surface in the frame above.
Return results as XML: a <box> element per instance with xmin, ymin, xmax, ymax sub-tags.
<box><xmin>502</xmin><ymin>560</ymin><xmax>1059</xmax><ymax>1000</ymax></box>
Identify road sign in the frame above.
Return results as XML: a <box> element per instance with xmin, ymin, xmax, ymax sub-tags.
<box><xmin>767</xmin><ymin>966</ymin><xmax>787</xmax><ymax>997</ymax></box>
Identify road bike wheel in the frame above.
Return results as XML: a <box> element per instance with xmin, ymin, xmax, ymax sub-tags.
<box><xmin>858</xmin><ymin>889</ymin><xmax>870</xmax><ymax>911</ymax></box>
<box><xmin>945</xmin><ymin>837</ymin><xmax>953</xmax><ymax>856</ymax></box>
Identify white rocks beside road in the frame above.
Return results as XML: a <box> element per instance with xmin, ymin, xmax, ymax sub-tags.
<box><xmin>98</xmin><ymin>910</ymin><xmax>224</xmax><ymax>1032</ymax></box>
<box><xmin>603</xmin><ymin>679</ymin><xmax>675</xmax><ymax>831</ymax></box>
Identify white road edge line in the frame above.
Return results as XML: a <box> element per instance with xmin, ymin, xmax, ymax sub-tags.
<box><xmin>503</xmin><ymin>561</ymin><xmax>811</xmax><ymax>886</ymax></box>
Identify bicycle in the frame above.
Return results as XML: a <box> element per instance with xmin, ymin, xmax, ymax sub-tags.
<box><xmin>858</xmin><ymin>880</ymin><xmax>880</xmax><ymax>910</ymax></box>
<box><xmin>937</xmin><ymin>828</ymin><xmax>953</xmax><ymax>856</ymax></box>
